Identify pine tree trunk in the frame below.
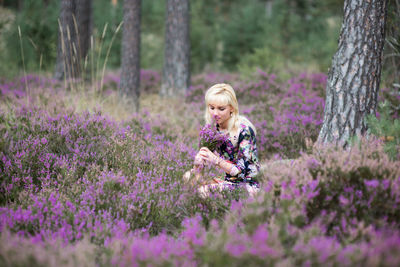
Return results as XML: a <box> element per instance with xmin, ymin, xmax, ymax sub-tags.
<box><xmin>54</xmin><ymin>0</ymin><xmax>77</xmax><ymax>80</ymax></box>
<box><xmin>75</xmin><ymin>0</ymin><xmax>92</xmax><ymax>62</ymax></box>
<box><xmin>120</xmin><ymin>0</ymin><xmax>141</xmax><ymax>112</ymax></box>
<box><xmin>54</xmin><ymin>0</ymin><xmax>92</xmax><ymax>80</ymax></box>
<box><xmin>161</xmin><ymin>0</ymin><xmax>190</xmax><ymax>97</ymax></box>
<box><xmin>317</xmin><ymin>0</ymin><xmax>388</xmax><ymax>145</ymax></box>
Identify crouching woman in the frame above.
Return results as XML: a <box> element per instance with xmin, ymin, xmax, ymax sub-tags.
<box><xmin>184</xmin><ymin>83</ymin><xmax>260</xmax><ymax>197</ymax></box>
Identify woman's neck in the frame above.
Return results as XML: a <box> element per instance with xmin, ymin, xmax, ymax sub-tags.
<box><xmin>218</xmin><ymin>119</ymin><xmax>230</xmax><ymax>130</ymax></box>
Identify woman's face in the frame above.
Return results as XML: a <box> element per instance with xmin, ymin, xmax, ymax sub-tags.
<box><xmin>208</xmin><ymin>102</ymin><xmax>233</xmax><ymax>129</ymax></box>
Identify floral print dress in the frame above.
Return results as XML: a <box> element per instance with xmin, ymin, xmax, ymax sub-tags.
<box><xmin>216</xmin><ymin>123</ymin><xmax>260</xmax><ymax>187</ymax></box>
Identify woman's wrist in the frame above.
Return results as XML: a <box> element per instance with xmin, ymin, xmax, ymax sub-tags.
<box><xmin>212</xmin><ymin>155</ymin><xmax>239</xmax><ymax>176</ymax></box>
<box><xmin>229</xmin><ymin>164</ymin><xmax>239</xmax><ymax>176</ymax></box>
<box><xmin>214</xmin><ymin>156</ymin><xmax>223</xmax><ymax>166</ymax></box>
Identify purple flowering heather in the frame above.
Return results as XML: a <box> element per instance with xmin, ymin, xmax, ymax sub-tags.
<box><xmin>1</xmin><ymin>72</ymin><xmax>400</xmax><ymax>266</ymax></box>
<box><xmin>198</xmin><ymin>124</ymin><xmax>229</xmax><ymax>151</ymax></box>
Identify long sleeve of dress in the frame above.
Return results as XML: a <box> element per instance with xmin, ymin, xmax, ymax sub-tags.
<box><xmin>219</xmin><ymin>124</ymin><xmax>260</xmax><ymax>184</ymax></box>
<box><xmin>235</xmin><ymin>125</ymin><xmax>260</xmax><ymax>182</ymax></box>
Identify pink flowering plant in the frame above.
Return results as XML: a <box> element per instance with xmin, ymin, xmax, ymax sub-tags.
<box><xmin>1</xmin><ymin>72</ymin><xmax>400</xmax><ymax>266</ymax></box>
<box><xmin>198</xmin><ymin>123</ymin><xmax>229</xmax><ymax>151</ymax></box>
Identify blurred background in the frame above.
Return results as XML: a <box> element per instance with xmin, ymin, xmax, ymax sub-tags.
<box><xmin>0</xmin><ymin>0</ymin><xmax>398</xmax><ymax>87</ymax></box>
<box><xmin>0</xmin><ymin>0</ymin><xmax>357</xmax><ymax>78</ymax></box>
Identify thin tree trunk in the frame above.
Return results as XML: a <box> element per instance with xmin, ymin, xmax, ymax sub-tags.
<box><xmin>120</xmin><ymin>0</ymin><xmax>141</xmax><ymax>112</ymax></box>
<box><xmin>54</xmin><ymin>0</ymin><xmax>77</xmax><ymax>80</ymax></box>
<box><xmin>317</xmin><ymin>0</ymin><xmax>388</xmax><ymax>145</ymax></box>
<box><xmin>161</xmin><ymin>0</ymin><xmax>190</xmax><ymax>97</ymax></box>
<box><xmin>75</xmin><ymin>0</ymin><xmax>92</xmax><ymax>62</ymax></box>
<box><xmin>55</xmin><ymin>0</ymin><xmax>92</xmax><ymax>80</ymax></box>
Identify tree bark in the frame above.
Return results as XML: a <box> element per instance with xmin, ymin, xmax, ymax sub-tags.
<box><xmin>54</xmin><ymin>0</ymin><xmax>92</xmax><ymax>80</ymax></box>
<box><xmin>120</xmin><ymin>0</ymin><xmax>141</xmax><ymax>112</ymax></box>
<box><xmin>161</xmin><ymin>0</ymin><xmax>190</xmax><ymax>97</ymax></box>
<box><xmin>317</xmin><ymin>0</ymin><xmax>388</xmax><ymax>145</ymax></box>
<box><xmin>54</xmin><ymin>0</ymin><xmax>76</xmax><ymax>80</ymax></box>
<box><xmin>75</xmin><ymin>0</ymin><xmax>92</xmax><ymax>61</ymax></box>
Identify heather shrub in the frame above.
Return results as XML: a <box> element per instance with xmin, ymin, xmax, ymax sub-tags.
<box><xmin>0</xmin><ymin>83</ymin><xmax>242</xmax><ymax>243</ymax></box>
<box><xmin>0</xmin><ymin>107</ymin><xmax>116</xmax><ymax>204</ymax></box>
<box><xmin>260</xmin><ymin>139</ymin><xmax>400</xmax><ymax>239</ymax></box>
<box><xmin>1</xmin><ymin>72</ymin><xmax>400</xmax><ymax>266</ymax></box>
<box><xmin>304</xmin><ymin>140</ymin><xmax>400</xmax><ymax>238</ymax></box>
<box><xmin>107</xmin><ymin>182</ymin><xmax>400</xmax><ymax>266</ymax></box>
<box><xmin>0</xmin><ymin>230</ymin><xmax>97</xmax><ymax>267</ymax></box>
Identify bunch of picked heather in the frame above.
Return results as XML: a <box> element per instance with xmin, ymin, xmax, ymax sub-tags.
<box><xmin>198</xmin><ymin>124</ymin><xmax>229</xmax><ymax>151</ymax></box>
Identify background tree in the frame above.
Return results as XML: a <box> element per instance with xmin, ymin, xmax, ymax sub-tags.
<box><xmin>161</xmin><ymin>0</ymin><xmax>190</xmax><ymax>97</ymax></box>
<box><xmin>384</xmin><ymin>0</ymin><xmax>400</xmax><ymax>86</ymax></box>
<box><xmin>75</xmin><ymin>0</ymin><xmax>92</xmax><ymax>62</ymax></box>
<box><xmin>317</xmin><ymin>0</ymin><xmax>388</xmax><ymax>144</ymax></box>
<box><xmin>54</xmin><ymin>0</ymin><xmax>75</xmax><ymax>80</ymax></box>
<box><xmin>120</xmin><ymin>0</ymin><xmax>141</xmax><ymax>112</ymax></box>
<box><xmin>54</xmin><ymin>0</ymin><xmax>92</xmax><ymax>80</ymax></box>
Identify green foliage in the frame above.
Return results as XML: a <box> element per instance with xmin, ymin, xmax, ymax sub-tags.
<box><xmin>190</xmin><ymin>0</ymin><xmax>221</xmax><ymax>72</ymax></box>
<box><xmin>237</xmin><ymin>0</ymin><xmax>341</xmax><ymax>75</ymax></box>
<box><xmin>367</xmin><ymin>101</ymin><xmax>400</xmax><ymax>160</ymax></box>
<box><xmin>220</xmin><ymin>0</ymin><xmax>267</xmax><ymax>69</ymax></box>
<box><xmin>92</xmin><ymin>0</ymin><xmax>123</xmax><ymax>69</ymax></box>
<box><xmin>2</xmin><ymin>0</ymin><xmax>59</xmax><ymax>75</ymax></box>
<box><xmin>0</xmin><ymin>0</ymin><xmax>343</xmax><ymax>77</ymax></box>
<box><xmin>0</xmin><ymin>7</ymin><xmax>17</xmax><ymax>77</ymax></box>
<box><xmin>382</xmin><ymin>0</ymin><xmax>400</xmax><ymax>85</ymax></box>
<box><xmin>237</xmin><ymin>46</ymin><xmax>286</xmax><ymax>76</ymax></box>
<box><xmin>140</xmin><ymin>33</ymin><xmax>164</xmax><ymax>71</ymax></box>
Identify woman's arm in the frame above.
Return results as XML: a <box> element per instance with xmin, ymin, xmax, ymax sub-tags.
<box><xmin>237</xmin><ymin>126</ymin><xmax>259</xmax><ymax>178</ymax></box>
<box><xmin>198</xmin><ymin>125</ymin><xmax>259</xmax><ymax>179</ymax></box>
<box><xmin>198</xmin><ymin>147</ymin><xmax>240</xmax><ymax>176</ymax></box>
<box><xmin>215</xmin><ymin>155</ymin><xmax>240</xmax><ymax>176</ymax></box>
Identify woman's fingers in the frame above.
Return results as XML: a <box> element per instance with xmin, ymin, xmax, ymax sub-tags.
<box><xmin>198</xmin><ymin>151</ymin><xmax>210</xmax><ymax>160</ymax></box>
<box><xmin>200</xmin><ymin>147</ymin><xmax>211</xmax><ymax>153</ymax></box>
<box><xmin>200</xmin><ymin>152</ymin><xmax>217</xmax><ymax>165</ymax></box>
<box><xmin>198</xmin><ymin>150</ymin><xmax>209</xmax><ymax>157</ymax></box>
<box><xmin>197</xmin><ymin>148</ymin><xmax>220</xmax><ymax>165</ymax></box>
<box><xmin>194</xmin><ymin>155</ymin><xmax>203</xmax><ymax>165</ymax></box>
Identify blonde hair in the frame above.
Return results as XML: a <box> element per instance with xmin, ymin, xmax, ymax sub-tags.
<box><xmin>204</xmin><ymin>83</ymin><xmax>256</xmax><ymax>138</ymax></box>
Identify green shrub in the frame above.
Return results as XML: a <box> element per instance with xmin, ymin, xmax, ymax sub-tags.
<box><xmin>4</xmin><ymin>0</ymin><xmax>59</xmax><ymax>73</ymax></box>
<box><xmin>367</xmin><ymin>101</ymin><xmax>400</xmax><ymax>160</ymax></box>
<box><xmin>237</xmin><ymin>46</ymin><xmax>286</xmax><ymax>77</ymax></box>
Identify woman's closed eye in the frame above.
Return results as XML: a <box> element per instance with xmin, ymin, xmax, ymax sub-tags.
<box><xmin>209</xmin><ymin>105</ymin><xmax>225</xmax><ymax>111</ymax></box>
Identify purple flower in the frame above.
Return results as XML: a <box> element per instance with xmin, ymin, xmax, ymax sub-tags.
<box><xmin>198</xmin><ymin>124</ymin><xmax>229</xmax><ymax>151</ymax></box>
<box><xmin>339</xmin><ymin>195</ymin><xmax>349</xmax><ymax>206</ymax></box>
<box><xmin>364</xmin><ymin>179</ymin><xmax>379</xmax><ymax>188</ymax></box>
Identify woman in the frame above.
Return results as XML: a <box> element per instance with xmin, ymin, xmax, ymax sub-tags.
<box><xmin>184</xmin><ymin>83</ymin><xmax>260</xmax><ymax>197</ymax></box>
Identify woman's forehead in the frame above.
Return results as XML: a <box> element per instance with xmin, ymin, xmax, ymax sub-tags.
<box><xmin>207</xmin><ymin>94</ymin><xmax>229</xmax><ymax>106</ymax></box>
<box><xmin>208</xmin><ymin>101</ymin><xmax>229</xmax><ymax>107</ymax></box>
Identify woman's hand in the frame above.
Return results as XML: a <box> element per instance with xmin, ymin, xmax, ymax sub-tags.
<box><xmin>194</xmin><ymin>152</ymin><xmax>204</xmax><ymax>166</ymax></box>
<box><xmin>198</xmin><ymin>147</ymin><xmax>220</xmax><ymax>165</ymax></box>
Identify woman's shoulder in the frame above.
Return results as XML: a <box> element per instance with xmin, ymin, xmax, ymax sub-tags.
<box><xmin>238</xmin><ymin>119</ymin><xmax>256</xmax><ymax>137</ymax></box>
